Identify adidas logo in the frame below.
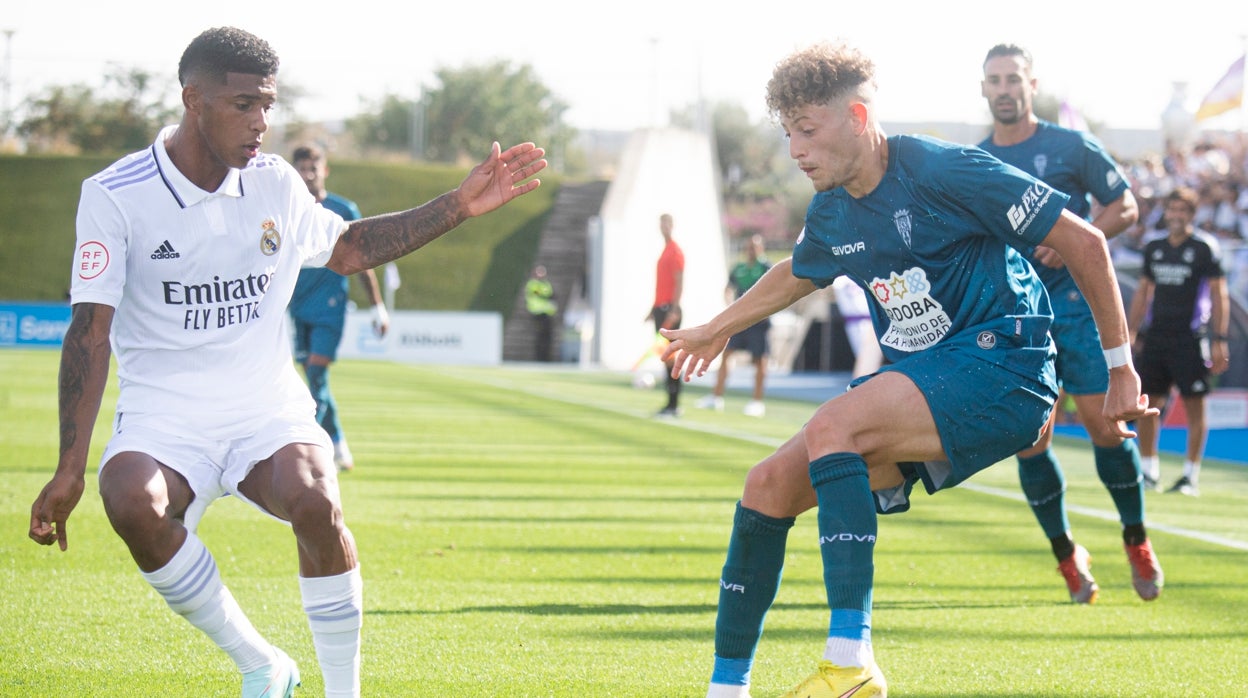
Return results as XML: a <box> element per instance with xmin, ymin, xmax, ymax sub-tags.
<box><xmin>151</xmin><ymin>240</ymin><xmax>181</xmax><ymax>260</ymax></box>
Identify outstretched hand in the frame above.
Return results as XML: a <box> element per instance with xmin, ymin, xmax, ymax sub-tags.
<box><xmin>660</xmin><ymin>324</ymin><xmax>729</xmax><ymax>382</ymax></box>
<box><xmin>455</xmin><ymin>142</ymin><xmax>547</xmax><ymax>218</ymax></box>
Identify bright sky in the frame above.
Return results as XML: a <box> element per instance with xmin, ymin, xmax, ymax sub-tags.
<box><xmin>4</xmin><ymin>0</ymin><xmax>1246</xmax><ymax>134</ymax></box>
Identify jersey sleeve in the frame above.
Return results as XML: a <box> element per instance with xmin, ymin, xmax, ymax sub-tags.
<box><xmin>283</xmin><ymin>163</ymin><xmax>349</xmax><ymax>269</ymax></box>
<box><xmin>1078</xmin><ymin>133</ymin><xmax>1131</xmax><ymax>206</ymax></box>
<box><xmin>298</xmin><ymin>207</ymin><xmax>349</xmax><ymax>269</ymax></box>
<box><xmin>1199</xmin><ymin>234</ymin><xmax>1226</xmax><ymax>278</ymax></box>
<box><xmin>936</xmin><ymin>143</ymin><xmax>1070</xmax><ymax>250</ymax></box>
<box><xmin>69</xmin><ymin>180</ymin><xmax>128</xmax><ymax>308</ymax></box>
<box><xmin>791</xmin><ymin>222</ymin><xmax>844</xmax><ymax>289</ymax></box>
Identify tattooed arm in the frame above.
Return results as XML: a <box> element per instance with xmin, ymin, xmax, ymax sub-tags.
<box><xmin>29</xmin><ymin>302</ymin><xmax>114</xmax><ymax>551</ymax></box>
<box><xmin>327</xmin><ymin>141</ymin><xmax>546</xmax><ymax>275</ymax></box>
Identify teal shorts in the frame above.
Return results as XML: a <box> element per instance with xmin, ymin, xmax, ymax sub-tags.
<box><xmin>1049</xmin><ymin>287</ymin><xmax>1108</xmax><ymax>396</ymax></box>
<box><xmin>865</xmin><ymin>317</ymin><xmax>1058</xmax><ymax>514</ymax></box>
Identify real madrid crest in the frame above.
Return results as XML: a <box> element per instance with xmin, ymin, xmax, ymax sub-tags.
<box><xmin>259</xmin><ymin>218</ymin><xmax>281</xmax><ymax>256</ymax></box>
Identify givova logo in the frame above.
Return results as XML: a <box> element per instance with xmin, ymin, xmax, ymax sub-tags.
<box><xmin>820</xmin><ymin>532</ymin><xmax>877</xmax><ymax>544</ymax></box>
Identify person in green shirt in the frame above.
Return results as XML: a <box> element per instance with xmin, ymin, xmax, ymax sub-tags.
<box><xmin>698</xmin><ymin>235</ymin><xmax>772</xmax><ymax>417</ymax></box>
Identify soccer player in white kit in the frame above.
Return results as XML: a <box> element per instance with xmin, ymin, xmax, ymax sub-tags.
<box><xmin>27</xmin><ymin>26</ymin><xmax>545</xmax><ymax>697</ymax></box>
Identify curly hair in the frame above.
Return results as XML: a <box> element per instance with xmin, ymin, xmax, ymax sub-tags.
<box><xmin>178</xmin><ymin>26</ymin><xmax>280</xmax><ymax>86</ymax></box>
<box><xmin>765</xmin><ymin>41</ymin><xmax>876</xmax><ymax>119</ymax></box>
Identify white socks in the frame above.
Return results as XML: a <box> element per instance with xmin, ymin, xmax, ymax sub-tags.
<box><xmin>141</xmin><ymin>532</ymin><xmax>272</xmax><ymax>672</ymax></box>
<box><xmin>1183</xmin><ymin>459</ymin><xmax>1201</xmax><ymax>485</ymax></box>
<box><xmin>300</xmin><ymin>568</ymin><xmax>363</xmax><ymax>698</ymax></box>
<box><xmin>143</xmin><ymin>533</ymin><xmax>364</xmax><ymax>696</ymax></box>
<box><xmin>824</xmin><ymin>636</ymin><xmax>874</xmax><ymax>669</ymax></box>
<box><xmin>706</xmin><ymin>684</ymin><xmax>752</xmax><ymax>698</ymax></box>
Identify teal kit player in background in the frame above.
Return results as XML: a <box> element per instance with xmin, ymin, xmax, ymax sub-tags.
<box><xmin>979</xmin><ymin>43</ymin><xmax>1163</xmax><ymax>604</ymax></box>
<box><xmin>661</xmin><ymin>42</ymin><xmax>1154</xmax><ymax>698</ymax></box>
<box><xmin>289</xmin><ymin>145</ymin><xmax>389</xmax><ymax>471</ymax></box>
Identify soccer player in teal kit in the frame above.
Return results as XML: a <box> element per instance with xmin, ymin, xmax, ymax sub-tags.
<box><xmin>662</xmin><ymin>41</ymin><xmax>1154</xmax><ymax>697</ymax></box>
<box><xmin>288</xmin><ymin>144</ymin><xmax>389</xmax><ymax>471</ymax></box>
<box><xmin>979</xmin><ymin>43</ymin><xmax>1163</xmax><ymax>605</ymax></box>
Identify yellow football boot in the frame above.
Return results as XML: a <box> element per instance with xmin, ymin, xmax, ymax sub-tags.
<box><xmin>779</xmin><ymin>660</ymin><xmax>886</xmax><ymax>697</ymax></box>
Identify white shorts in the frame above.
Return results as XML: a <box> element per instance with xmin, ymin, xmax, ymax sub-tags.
<box><xmin>99</xmin><ymin>406</ymin><xmax>332</xmax><ymax>531</ymax></box>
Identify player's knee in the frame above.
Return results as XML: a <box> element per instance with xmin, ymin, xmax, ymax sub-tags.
<box><xmin>804</xmin><ymin>409</ymin><xmax>865</xmax><ymax>455</ymax></box>
<box><xmin>286</xmin><ymin>481</ymin><xmax>345</xmax><ymax>537</ymax></box>
<box><xmin>742</xmin><ymin>461</ymin><xmax>816</xmax><ymax>518</ymax></box>
<box><xmin>742</xmin><ymin>464</ymin><xmax>776</xmax><ymax>498</ymax></box>
<box><xmin>99</xmin><ymin>480</ymin><xmax>171</xmax><ymax>543</ymax></box>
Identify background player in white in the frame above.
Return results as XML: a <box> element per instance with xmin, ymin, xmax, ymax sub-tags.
<box><xmin>27</xmin><ymin>26</ymin><xmax>545</xmax><ymax>698</ymax></box>
<box><xmin>831</xmin><ymin>275</ymin><xmax>884</xmax><ymax>378</ymax></box>
<box><xmin>979</xmin><ymin>43</ymin><xmax>1163</xmax><ymax>604</ymax></box>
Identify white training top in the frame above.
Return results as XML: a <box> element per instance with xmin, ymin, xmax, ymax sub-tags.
<box><xmin>70</xmin><ymin>125</ymin><xmax>348</xmax><ymax>421</ymax></box>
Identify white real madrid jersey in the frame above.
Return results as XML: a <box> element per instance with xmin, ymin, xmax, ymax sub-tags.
<box><xmin>70</xmin><ymin>126</ymin><xmax>348</xmax><ymax>420</ymax></box>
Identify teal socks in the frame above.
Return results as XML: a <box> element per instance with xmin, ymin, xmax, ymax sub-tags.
<box><xmin>1094</xmin><ymin>440</ymin><xmax>1145</xmax><ymax>527</ymax></box>
<box><xmin>810</xmin><ymin>453</ymin><xmax>875</xmax><ymax>644</ymax></box>
<box><xmin>710</xmin><ymin>502</ymin><xmax>794</xmax><ymax>686</ymax></box>
<box><xmin>1017</xmin><ymin>449</ymin><xmax>1069</xmax><ymax>539</ymax></box>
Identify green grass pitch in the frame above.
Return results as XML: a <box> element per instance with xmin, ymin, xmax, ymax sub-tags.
<box><xmin>2</xmin><ymin>350</ymin><xmax>1247</xmax><ymax>696</ymax></box>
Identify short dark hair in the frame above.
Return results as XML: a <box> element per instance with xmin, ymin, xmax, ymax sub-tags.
<box><xmin>291</xmin><ymin>144</ymin><xmax>324</xmax><ymax>163</ymax></box>
<box><xmin>983</xmin><ymin>43</ymin><xmax>1032</xmax><ymax>71</ymax></box>
<box><xmin>178</xmin><ymin>27</ymin><xmax>279</xmax><ymax>86</ymax></box>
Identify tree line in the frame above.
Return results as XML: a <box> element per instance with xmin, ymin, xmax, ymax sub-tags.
<box><xmin>24</xmin><ymin>59</ymin><xmax>1050</xmax><ymax>244</ymax></box>
<box><xmin>12</xmin><ymin>60</ymin><xmax>579</xmax><ymax>170</ymax></box>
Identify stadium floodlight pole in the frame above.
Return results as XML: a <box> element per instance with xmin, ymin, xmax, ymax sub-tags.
<box><xmin>410</xmin><ymin>85</ymin><xmax>426</xmax><ymax>161</ymax></box>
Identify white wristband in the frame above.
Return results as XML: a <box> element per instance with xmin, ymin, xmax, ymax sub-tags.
<box><xmin>1103</xmin><ymin>343</ymin><xmax>1131</xmax><ymax>369</ymax></box>
<box><xmin>371</xmin><ymin>304</ymin><xmax>389</xmax><ymax>332</ymax></box>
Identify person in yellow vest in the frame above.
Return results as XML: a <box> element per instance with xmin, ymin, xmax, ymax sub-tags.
<box><xmin>526</xmin><ymin>264</ymin><xmax>557</xmax><ymax>361</ymax></box>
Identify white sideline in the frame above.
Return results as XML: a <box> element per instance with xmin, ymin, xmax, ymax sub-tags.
<box><xmin>457</xmin><ymin>367</ymin><xmax>1248</xmax><ymax>553</ymax></box>
<box><xmin>958</xmin><ymin>481</ymin><xmax>1248</xmax><ymax>552</ymax></box>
